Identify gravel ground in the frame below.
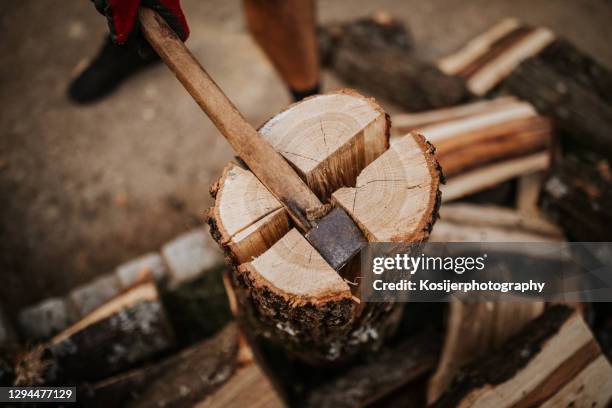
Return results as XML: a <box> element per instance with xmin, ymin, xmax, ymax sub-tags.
<box><xmin>1</xmin><ymin>0</ymin><xmax>611</xmax><ymax>314</ymax></box>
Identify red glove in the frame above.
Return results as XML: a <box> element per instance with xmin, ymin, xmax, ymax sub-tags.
<box><xmin>93</xmin><ymin>0</ymin><xmax>189</xmax><ymax>44</ymax></box>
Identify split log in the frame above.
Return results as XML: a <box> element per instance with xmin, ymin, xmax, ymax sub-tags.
<box><xmin>319</xmin><ymin>15</ymin><xmax>469</xmax><ymax>111</ymax></box>
<box><xmin>19</xmin><ymin>281</ymin><xmax>175</xmax><ymax>384</ymax></box>
<box><xmin>82</xmin><ymin>323</ymin><xmax>239</xmax><ymax>407</ymax></box>
<box><xmin>427</xmin><ymin>203</ymin><xmax>562</xmax><ymax>403</ymax></box>
<box><xmin>437</xmin><ymin>18</ymin><xmax>555</xmax><ymax>96</ymax></box>
<box><xmin>208</xmin><ymin>91</ymin><xmax>441</xmax><ymax>363</ymax></box>
<box><xmin>441</xmin><ymin>152</ymin><xmax>548</xmax><ymax>203</ymax></box>
<box><xmin>515</xmin><ymin>171</ymin><xmax>545</xmax><ymax>217</ymax></box>
<box><xmin>431</xmin><ymin>203</ymin><xmax>564</xmax><ymax>242</ymax></box>
<box><xmin>392</xmin><ymin>96</ymin><xmax>551</xmax><ymax>178</ymax></box>
<box><xmin>431</xmin><ymin>306</ymin><xmax>612</xmax><ymax>408</ymax></box>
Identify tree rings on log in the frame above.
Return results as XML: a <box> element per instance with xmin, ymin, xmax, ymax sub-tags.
<box><xmin>208</xmin><ymin>90</ymin><xmax>441</xmax><ymax>363</ymax></box>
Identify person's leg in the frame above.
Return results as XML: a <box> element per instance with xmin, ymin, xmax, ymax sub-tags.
<box><xmin>243</xmin><ymin>0</ymin><xmax>320</xmax><ymax>101</ymax></box>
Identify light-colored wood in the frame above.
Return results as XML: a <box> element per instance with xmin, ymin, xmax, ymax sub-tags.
<box><xmin>427</xmin><ymin>300</ymin><xmax>545</xmax><ymax>403</ymax></box>
<box><xmin>427</xmin><ymin>203</ymin><xmax>564</xmax><ymax>404</ymax></box>
<box><xmin>468</xmin><ymin>27</ymin><xmax>555</xmax><ymax>95</ymax></box>
<box><xmin>539</xmin><ymin>355</ymin><xmax>612</xmax><ymax>408</ymax></box>
<box><xmin>391</xmin><ymin>96</ymin><xmax>521</xmax><ymax>134</ymax></box>
<box><xmin>437</xmin><ymin>18</ymin><xmax>521</xmax><ymax>75</ymax></box>
<box><xmin>196</xmin><ymin>363</ymin><xmax>286</xmax><ymax>408</ymax></box>
<box><xmin>441</xmin><ymin>152</ymin><xmax>549</xmax><ymax>202</ymax></box>
<box><xmin>240</xmin><ymin>229</ymin><xmax>351</xmax><ymax>305</ymax></box>
<box><xmin>210</xmin><ymin>163</ymin><xmax>290</xmax><ymax>263</ymax></box>
<box><xmin>139</xmin><ymin>8</ymin><xmax>323</xmax><ymax>231</ymax></box>
<box><xmin>444</xmin><ymin>312</ymin><xmax>606</xmax><ymax>408</ymax></box>
<box><xmin>436</xmin><ymin>203</ymin><xmax>563</xmax><ymax>240</ymax></box>
<box><xmin>516</xmin><ymin>171</ymin><xmax>545</xmax><ymax>217</ymax></box>
<box><xmin>333</xmin><ymin>132</ymin><xmax>441</xmax><ymax>242</ymax></box>
<box><xmin>260</xmin><ymin>90</ymin><xmax>389</xmax><ymax>200</ymax></box>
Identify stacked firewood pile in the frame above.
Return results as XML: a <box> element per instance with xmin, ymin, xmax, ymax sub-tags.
<box><xmin>1</xmin><ymin>14</ymin><xmax>611</xmax><ymax>408</ymax></box>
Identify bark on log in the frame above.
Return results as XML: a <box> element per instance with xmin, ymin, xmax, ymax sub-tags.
<box><xmin>504</xmin><ymin>39</ymin><xmax>612</xmax><ymax>156</ymax></box>
<box><xmin>27</xmin><ymin>281</ymin><xmax>175</xmax><ymax>383</ymax></box>
<box><xmin>426</xmin><ymin>203</ymin><xmax>563</xmax><ymax>403</ymax></box>
<box><xmin>303</xmin><ymin>330</ymin><xmax>440</xmax><ymax>408</ymax></box>
<box><xmin>82</xmin><ymin>323</ymin><xmax>239</xmax><ymax>407</ymax></box>
<box><xmin>208</xmin><ymin>91</ymin><xmax>441</xmax><ymax>364</ymax></box>
<box><xmin>541</xmin><ymin>152</ymin><xmax>612</xmax><ymax>241</ymax></box>
<box><xmin>319</xmin><ymin>15</ymin><xmax>469</xmax><ymax>111</ymax></box>
<box><xmin>431</xmin><ymin>306</ymin><xmax>612</xmax><ymax>408</ymax></box>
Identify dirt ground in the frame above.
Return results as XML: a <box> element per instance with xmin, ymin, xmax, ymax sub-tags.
<box><xmin>1</xmin><ymin>0</ymin><xmax>611</xmax><ymax>314</ymax></box>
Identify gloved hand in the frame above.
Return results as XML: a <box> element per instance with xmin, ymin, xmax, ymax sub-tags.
<box><xmin>92</xmin><ymin>0</ymin><xmax>189</xmax><ymax>45</ymax></box>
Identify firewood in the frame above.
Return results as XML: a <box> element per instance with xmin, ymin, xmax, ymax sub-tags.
<box><xmin>303</xmin><ymin>330</ymin><xmax>440</xmax><ymax>408</ymax></box>
<box><xmin>504</xmin><ymin>39</ymin><xmax>612</xmax><ymax>156</ymax></box>
<box><xmin>426</xmin><ymin>203</ymin><xmax>563</xmax><ymax>403</ymax></box>
<box><xmin>432</xmin><ymin>203</ymin><xmax>564</xmax><ymax>242</ymax></box>
<box><xmin>208</xmin><ymin>93</ymin><xmax>441</xmax><ymax>363</ymax></box>
<box><xmin>393</xmin><ymin>97</ymin><xmax>551</xmax><ymax>178</ymax></box>
<box><xmin>431</xmin><ymin>306</ymin><xmax>612</xmax><ymax>407</ymax></box>
<box><xmin>82</xmin><ymin>323</ymin><xmax>239</xmax><ymax>407</ymax></box>
<box><xmin>437</xmin><ymin>18</ymin><xmax>555</xmax><ymax>96</ymax></box>
<box><xmin>441</xmin><ymin>152</ymin><xmax>549</xmax><ymax>203</ymax></box>
<box><xmin>319</xmin><ymin>15</ymin><xmax>468</xmax><ymax>111</ymax></box>
<box><xmin>515</xmin><ymin>171</ymin><xmax>545</xmax><ymax>217</ymax></box>
<box><xmin>29</xmin><ymin>281</ymin><xmax>175</xmax><ymax>383</ymax></box>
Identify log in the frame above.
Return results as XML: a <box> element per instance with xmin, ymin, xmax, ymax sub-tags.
<box><xmin>303</xmin><ymin>330</ymin><xmax>440</xmax><ymax>408</ymax></box>
<box><xmin>82</xmin><ymin>323</ymin><xmax>239</xmax><ymax>407</ymax></box>
<box><xmin>437</xmin><ymin>18</ymin><xmax>555</xmax><ymax>96</ymax></box>
<box><xmin>19</xmin><ymin>281</ymin><xmax>175</xmax><ymax>384</ymax></box>
<box><xmin>319</xmin><ymin>15</ymin><xmax>469</xmax><ymax>111</ymax></box>
<box><xmin>431</xmin><ymin>306</ymin><xmax>612</xmax><ymax>408</ymax></box>
<box><xmin>426</xmin><ymin>203</ymin><xmax>562</xmax><ymax>403</ymax></box>
<box><xmin>504</xmin><ymin>39</ymin><xmax>612</xmax><ymax>156</ymax></box>
<box><xmin>208</xmin><ymin>91</ymin><xmax>441</xmax><ymax>363</ymax></box>
<box><xmin>392</xmin><ymin>96</ymin><xmax>551</xmax><ymax>178</ymax></box>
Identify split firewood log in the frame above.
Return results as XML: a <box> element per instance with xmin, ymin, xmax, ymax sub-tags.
<box><xmin>208</xmin><ymin>90</ymin><xmax>441</xmax><ymax>363</ymax></box>
<box><xmin>14</xmin><ymin>281</ymin><xmax>174</xmax><ymax>384</ymax></box>
<box><xmin>431</xmin><ymin>305</ymin><xmax>612</xmax><ymax>407</ymax></box>
<box><xmin>319</xmin><ymin>14</ymin><xmax>469</xmax><ymax>111</ymax></box>
<box><xmin>82</xmin><ymin>323</ymin><xmax>239</xmax><ymax>407</ymax></box>
<box><xmin>393</xmin><ymin>96</ymin><xmax>551</xmax><ymax>178</ymax></box>
<box><xmin>426</xmin><ymin>203</ymin><xmax>564</xmax><ymax>403</ymax></box>
<box><xmin>437</xmin><ymin>18</ymin><xmax>555</xmax><ymax>97</ymax></box>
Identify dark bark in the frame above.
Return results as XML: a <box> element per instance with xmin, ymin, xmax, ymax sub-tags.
<box><xmin>47</xmin><ymin>293</ymin><xmax>174</xmax><ymax>382</ymax></box>
<box><xmin>302</xmin><ymin>330</ymin><xmax>440</xmax><ymax>408</ymax></box>
<box><xmin>504</xmin><ymin>39</ymin><xmax>612</xmax><ymax>156</ymax></box>
<box><xmin>82</xmin><ymin>323</ymin><xmax>239</xmax><ymax>408</ymax></box>
<box><xmin>319</xmin><ymin>17</ymin><xmax>469</xmax><ymax>111</ymax></box>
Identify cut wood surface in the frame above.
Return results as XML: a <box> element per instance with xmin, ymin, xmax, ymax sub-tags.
<box><xmin>208</xmin><ymin>92</ymin><xmax>440</xmax><ymax>363</ymax></box>
<box><xmin>259</xmin><ymin>90</ymin><xmax>389</xmax><ymax>201</ymax></box>
<box><xmin>438</xmin><ymin>18</ymin><xmax>555</xmax><ymax>95</ymax></box>
<box><xmin>319</xmin><ymin>15</ymin><xmax>468</xmax><ymax>111</ymax></box>
<box><xmin>393</xmin><ymin>97</ymin><xmax>551</xmax><ymax>178</ymax></box>
<box><xmin>333</xmin><ymin>132</ymin><xmax>442</xmax><ymax>242</ymax></box>
<box><xmin>431</xmin><ymin>306</ymin><xmax>612</xmax><ymax>408</ymax></box>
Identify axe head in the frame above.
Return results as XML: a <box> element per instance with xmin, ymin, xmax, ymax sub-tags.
<box><xmin>305</xmin><ymin>207</ymin><xmax>368</xmax><ymax>271</ymax></box>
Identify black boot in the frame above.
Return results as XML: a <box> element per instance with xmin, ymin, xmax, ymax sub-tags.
<box><xmin>68</xmin><ymin>35</ymin><xmax>160</xmax><ymax>104</ymax></box>
<box><xmin>290</xmin><ymin>83</ymin><xmax>320</xmax><ymax>102</ymax></box>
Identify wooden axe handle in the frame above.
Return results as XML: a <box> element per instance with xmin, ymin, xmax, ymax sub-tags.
<box><xmin>139</xmin><ymin>8</ymin><xmax>322</xmax><ymax>231</ymax></box>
